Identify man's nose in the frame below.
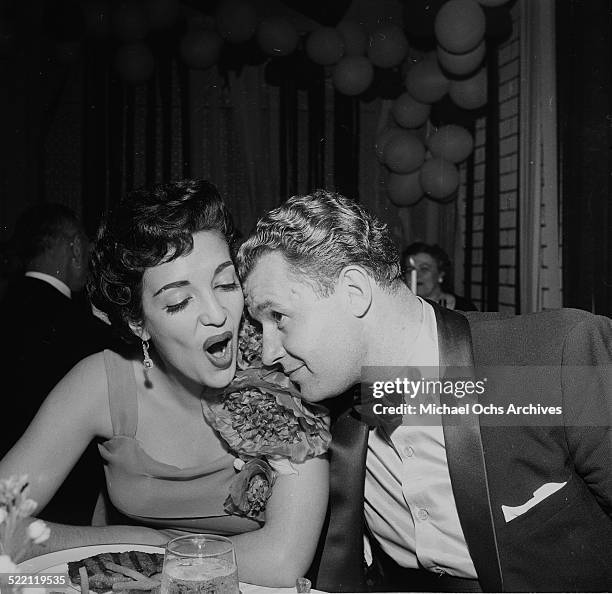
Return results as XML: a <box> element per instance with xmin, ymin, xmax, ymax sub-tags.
<box><xmin>261</xmin><ymin>329</ymin><xmax>285</xmax><ymax>367</ymax></box>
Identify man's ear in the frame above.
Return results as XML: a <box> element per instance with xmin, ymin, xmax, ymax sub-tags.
<box><xmin>338</xmin><ymin>266</ymin><xmax>372</xmax><ymax>318</ymax></box>
<box><xmin>129</xmin><ymin>320</ymin><xmax>151</xmax><ymax>342</ymax></box>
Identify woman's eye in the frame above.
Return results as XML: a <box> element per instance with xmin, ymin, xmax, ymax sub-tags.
<box><xmin>165</xmin><ymin>298</ymin><xmax>191</xmax><ymax>314</ymax></box>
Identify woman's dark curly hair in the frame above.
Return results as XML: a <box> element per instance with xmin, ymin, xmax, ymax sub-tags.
<box><xmin>87</xmin><ymin>179</ymin><xmax>235</xmax><ymax>343</ymax></box>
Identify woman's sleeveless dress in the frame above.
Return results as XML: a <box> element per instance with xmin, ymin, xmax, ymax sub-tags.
<box><xmin>97</xmin><ymin>350</ymin><xmax>260</xmax><ymax>536</ymax></box>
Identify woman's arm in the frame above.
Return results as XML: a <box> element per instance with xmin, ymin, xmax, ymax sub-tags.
<box><xmin>0</xmin><ymin>353</ymin><xmax>169</xmax><ymax>557</ymax></box>
<box><xmin>0</xmin><ymin>353</ymin><xmax>111</xmax><ymax>508</ymax></box>
<box><xmin>229</xmin><ymin>455</ymin><xmax>329</xmax><ymax>587</ymax></box>
<box><xmin>14</xmin><ymin>520</ymin><xmax>169</xmax><ymax>561</ymax></box>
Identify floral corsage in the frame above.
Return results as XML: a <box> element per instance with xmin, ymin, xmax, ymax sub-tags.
<box><xmin>0</xmin><ymin>475</ymin><xmax>50</xmax><ymax>581</ymax></box>
<box><xmin>202</xmin><ymin>317</ymin><xmax>331</xmax><ymax>522</ymax></box>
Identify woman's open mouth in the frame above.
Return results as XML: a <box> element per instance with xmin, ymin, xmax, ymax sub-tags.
<box><xmin>203</xmin><ymin>331</ymin><xmax>234</xmax><ymax>369</ymax></box>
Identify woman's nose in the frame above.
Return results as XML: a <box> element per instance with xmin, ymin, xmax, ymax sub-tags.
<box><xmin>198</xmin><ymin>294</ymin><xmax>227</xmax><ymax>327</ymax></box>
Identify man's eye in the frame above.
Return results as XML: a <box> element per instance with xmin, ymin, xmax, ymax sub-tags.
<box><xmin>216</xmin><ymin>281</ymin><xmax>240</xmax><ymax>291</ymax></box>
<box><xmin>272</xmin><ymin>311</ymin><xmax>285</xmax><ymax>327</ymax></box>
<box><xmin>165</xmin><ymin>298</ymin><xmax>191</xmax><ymax>314</ymax></box>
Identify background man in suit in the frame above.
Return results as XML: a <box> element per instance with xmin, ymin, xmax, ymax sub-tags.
<box><xmin>0</xmin><ymin>203</ymin><xmax>118</xmax><ymax>524</ymax></box>
<box><xmin>237</xmin><ymin>190</ymin><xmax>612</xmax><ymax>592</ymax></box>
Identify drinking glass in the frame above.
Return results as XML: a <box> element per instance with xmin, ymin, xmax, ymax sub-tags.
<box><xmin>160</xmin><ymin>534</ymin><xmax>239</xmax><ymax>594</ymax></box>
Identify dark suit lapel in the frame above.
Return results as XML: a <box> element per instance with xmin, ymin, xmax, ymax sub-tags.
<box><xmin>311</xmin><ymin>408</ymin><xmax>369</xmax><ymax>593</ymax></box>
<box><xmin>432</xmin><ymin>302</ymin><xmax>503</xmax><ymax>592</ymax></box>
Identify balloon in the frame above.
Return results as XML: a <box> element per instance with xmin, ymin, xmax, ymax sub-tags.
<box><xmin>420</xmin><ymin>157</ymin><xmax>460</xmax><ymax>198</ymax></box>
<box><xmin>392</xmin><ymin>92</ymin><xmax>431</xmax><ymax>129</ymax></box>
<box><xmin>427</xmin><ymin>124</ymin><xmax>474</xmax><ymax>163</ymax></box>
<box><xmin>306</xmin><ymin>26</ymin><xmax>344</xmax><ymax>65</ymax></box>
<box><xmin>449</xmin><ymin>66</ymin><xmax>487</xmax><ymax>109</ymax></box>
<box><xmin>386</xmin><ymin>170</ymin><xmax>424</xmax><ymax>207</ymax></box>
<box><xmin>257</xmin><ymin>17</ymin><xmax>299</xmax><ymax>56</ymax></box>
<box><xmin>332</xmin><ymin>55</ymin><xmax>374</xmax><ymax>96</ymax></box>
<box><xmin>477</xmin><ymin>0</ymin><xmax>511</xmax><ymax>5</ymax></box>
<box><xmin>115</xmin><ymin>42</ymin><xmax>155</xmax><ymax>83</ymax></box>
<box><xmin>367</xmin><ymin>24</ymin><xmax>409</xmax><ymax>68</ymax></box>
<box><xmin>216</xmin><ymin>0</ymin><xmax>257</xmax><ymax>43</ymax></box>
<box><xmin>437</xmin><ymin>40</ymin><xmax>485</xmax><ymax>76</ymax></box>
<box><xmin>336</xmin><ymin>20</ymin><xmax>368</xmax><ymax>56</ymax></box>
<box><xmin>435</xmin><ymin>0</ymin><xmax>486</xmax><ymax>54</ymax></box>
<box><xmin>81</xmin><ymin>0</ymin><xmax>111</xmax><ymax>37</ymax></box>
<box><xmin>145</xmin><ymin>0</ymin><xmax>180</xmax><ymax>30</ymax></box>
<box><xmin>375</xmin><ymin>128</ymin><xmax>404</xmax><ymax>162</ymax></box>
<box><xmin>405</xmin><ymin>53</ymin><xmax>450</xmax><ymax>104</ymax></box>
<box><xmin>112</xmin><ymin>2</ymin><xmax>149</xmax><ymax>41</ymax></box>
<box><xmin>180</xmin><ymin>30</ymin><xmax>224</xmax><ymax>69</ymax></box>
<box><xmin>383</xmin><ymin>131</ymin><xmax>426</xmax><ymax>174</ymax></box>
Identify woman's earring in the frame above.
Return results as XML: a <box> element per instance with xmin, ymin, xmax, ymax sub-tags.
<box><xmin>142</xmin><ymin>340</ymin><xmax>153</xmax><ymax>369</ymax></box>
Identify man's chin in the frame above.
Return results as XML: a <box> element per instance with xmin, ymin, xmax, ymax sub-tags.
<box><xmin>296</xmin><ymin>382</ymin><xmax>339</xmax><ymax>404</ymax></box>
<box><xmin>293</xmin><ymin>382</ymin><xmax>322</xmax><ymax>403</ymax></box>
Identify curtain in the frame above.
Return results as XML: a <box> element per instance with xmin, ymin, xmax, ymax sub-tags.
<box><xmin>518</xmin><ymin>0</ymin><xmax>561</xmax><ymax>312</ymax></box>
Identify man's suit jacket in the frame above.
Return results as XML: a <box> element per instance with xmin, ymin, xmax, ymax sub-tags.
<box><xmin>0</xmin><ymin>276</ymin><xmax>121</xmax><ymax>524</ymax></box>
<box><xmin>308</xmin><ymin>304</ymin><xmax>612</xmax><ymax>592</ymax></box>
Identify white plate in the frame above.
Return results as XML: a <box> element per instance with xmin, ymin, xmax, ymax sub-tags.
<box><xmin>18</xmin><ymin>544</ymin><xmax>325</xmax><ymax>594</ymax></box>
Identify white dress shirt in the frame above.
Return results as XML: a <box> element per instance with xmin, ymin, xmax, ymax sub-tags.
<box><xmin>25</xmin><ymin>271</ymin><xmax>71</xmax><ymax>299</ymax></box>
<box><xmin>364</xmin><ymin>298</ymin><xmax>477</xmax><ymax>578</ymax></box>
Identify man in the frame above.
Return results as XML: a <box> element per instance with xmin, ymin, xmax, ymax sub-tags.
<box><xmin>237</xmin><ymin>190</ymin><xmax>612</xmax><ymax>592</ymax></box>
<box><xmin>0</xmin><ymin>203</ymin><xmax>118</xmax><ymax>524</ymax></box>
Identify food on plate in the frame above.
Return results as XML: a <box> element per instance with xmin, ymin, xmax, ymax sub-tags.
<box><xmin>67</xmin><ymin>551</ymin><xmax>164</xmax><ymax>593</ymax></box>
<box><xmin>79</xmin><ymin>566</ymin><xmax>90</xmax><ymax>594</ymax></box>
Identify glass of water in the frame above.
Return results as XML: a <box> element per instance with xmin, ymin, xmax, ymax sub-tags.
<box><xmin>161</xmin><ymin>534</ymin><xmax>239</xmax><ymax>594</ymax></box>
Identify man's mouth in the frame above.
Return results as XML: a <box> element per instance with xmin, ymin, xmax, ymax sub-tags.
<box><xmin>285</xmin><ymin>365</ymin><xmax>305</xmax><ymax>379</ymax></box>
<box><xmin>203</xmin><ymin>331</ymin><xmax>233</xmax><ymax>369</ymax></box>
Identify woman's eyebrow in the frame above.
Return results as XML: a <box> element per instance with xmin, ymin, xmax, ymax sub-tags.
<box><xmin>153</xmin><ymin>280</ymin><xmax>190</xmax><ymax>296</ymax></box>
<box><xmin>153</xmin><ymin>262</ymin><xmax>235</xmax><ymax>296</ymax></box>
<box><xmin>214</xmin><ymin>260</ymin><xmax>234</xmax><ymax>275</ymax></box>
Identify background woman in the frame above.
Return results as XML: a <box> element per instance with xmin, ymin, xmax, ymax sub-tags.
<box><xmin>403</xmin><ymin>242</ymin><xmax>477</xmax><ymax>311</ymax></box>
<box><xmin>0</xmin><ymin>180</ymin><xmax>328</xmax><ymax>587</ymax></box>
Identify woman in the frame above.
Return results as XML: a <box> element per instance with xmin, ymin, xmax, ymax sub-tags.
<box><xmin>403</xmin><ymin>242</ymin><xmax>477</xmax><ymax>311</ymax></box>
<box><xmin>0</xmin><ymin>180</ymin><xmax>328</xmax><ymax>587</ymax></box>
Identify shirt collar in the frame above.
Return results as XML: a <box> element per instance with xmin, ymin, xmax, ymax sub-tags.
<box><xmin>25</xmin><ymin>271</ymin><xmax>71</xmax><ymax>299</ymax></box>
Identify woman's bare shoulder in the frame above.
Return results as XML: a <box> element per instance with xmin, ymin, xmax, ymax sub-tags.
<box><xmin>57</xmin><ymin>351</ymin><xmax>109</xmax><ymax>394</ymax></box>
<box><xmin>44</xmin><ymin>350</ymin><xmax>131</xmax><ymax>426</ymax></box>
<box><xmin>64</xmin><ymin>349</ymin><xmax>134</xmax><ymax>387</ymax></box>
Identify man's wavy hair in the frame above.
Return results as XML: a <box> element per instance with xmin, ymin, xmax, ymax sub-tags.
<box><xmin>87</xmin><ymin>179</ymin><xmax>234</xmax><ymax>343</ymax></box>
<box><xmin>237</xmin><ymin>190</ymin><xmax>402</xmax><ymax>295</ymax></box>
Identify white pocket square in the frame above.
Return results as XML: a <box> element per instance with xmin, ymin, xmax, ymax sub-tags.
<box><xmin>501</xmin><ymin>481</ymin><xmax>567</xmax><ymax>523</ymax></box>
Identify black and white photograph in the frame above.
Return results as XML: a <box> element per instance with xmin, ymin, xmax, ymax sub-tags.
<box><xmin>0</xmin><ymin>0</ymin><xmax>611</xmax><ymax>592</ymax></box>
